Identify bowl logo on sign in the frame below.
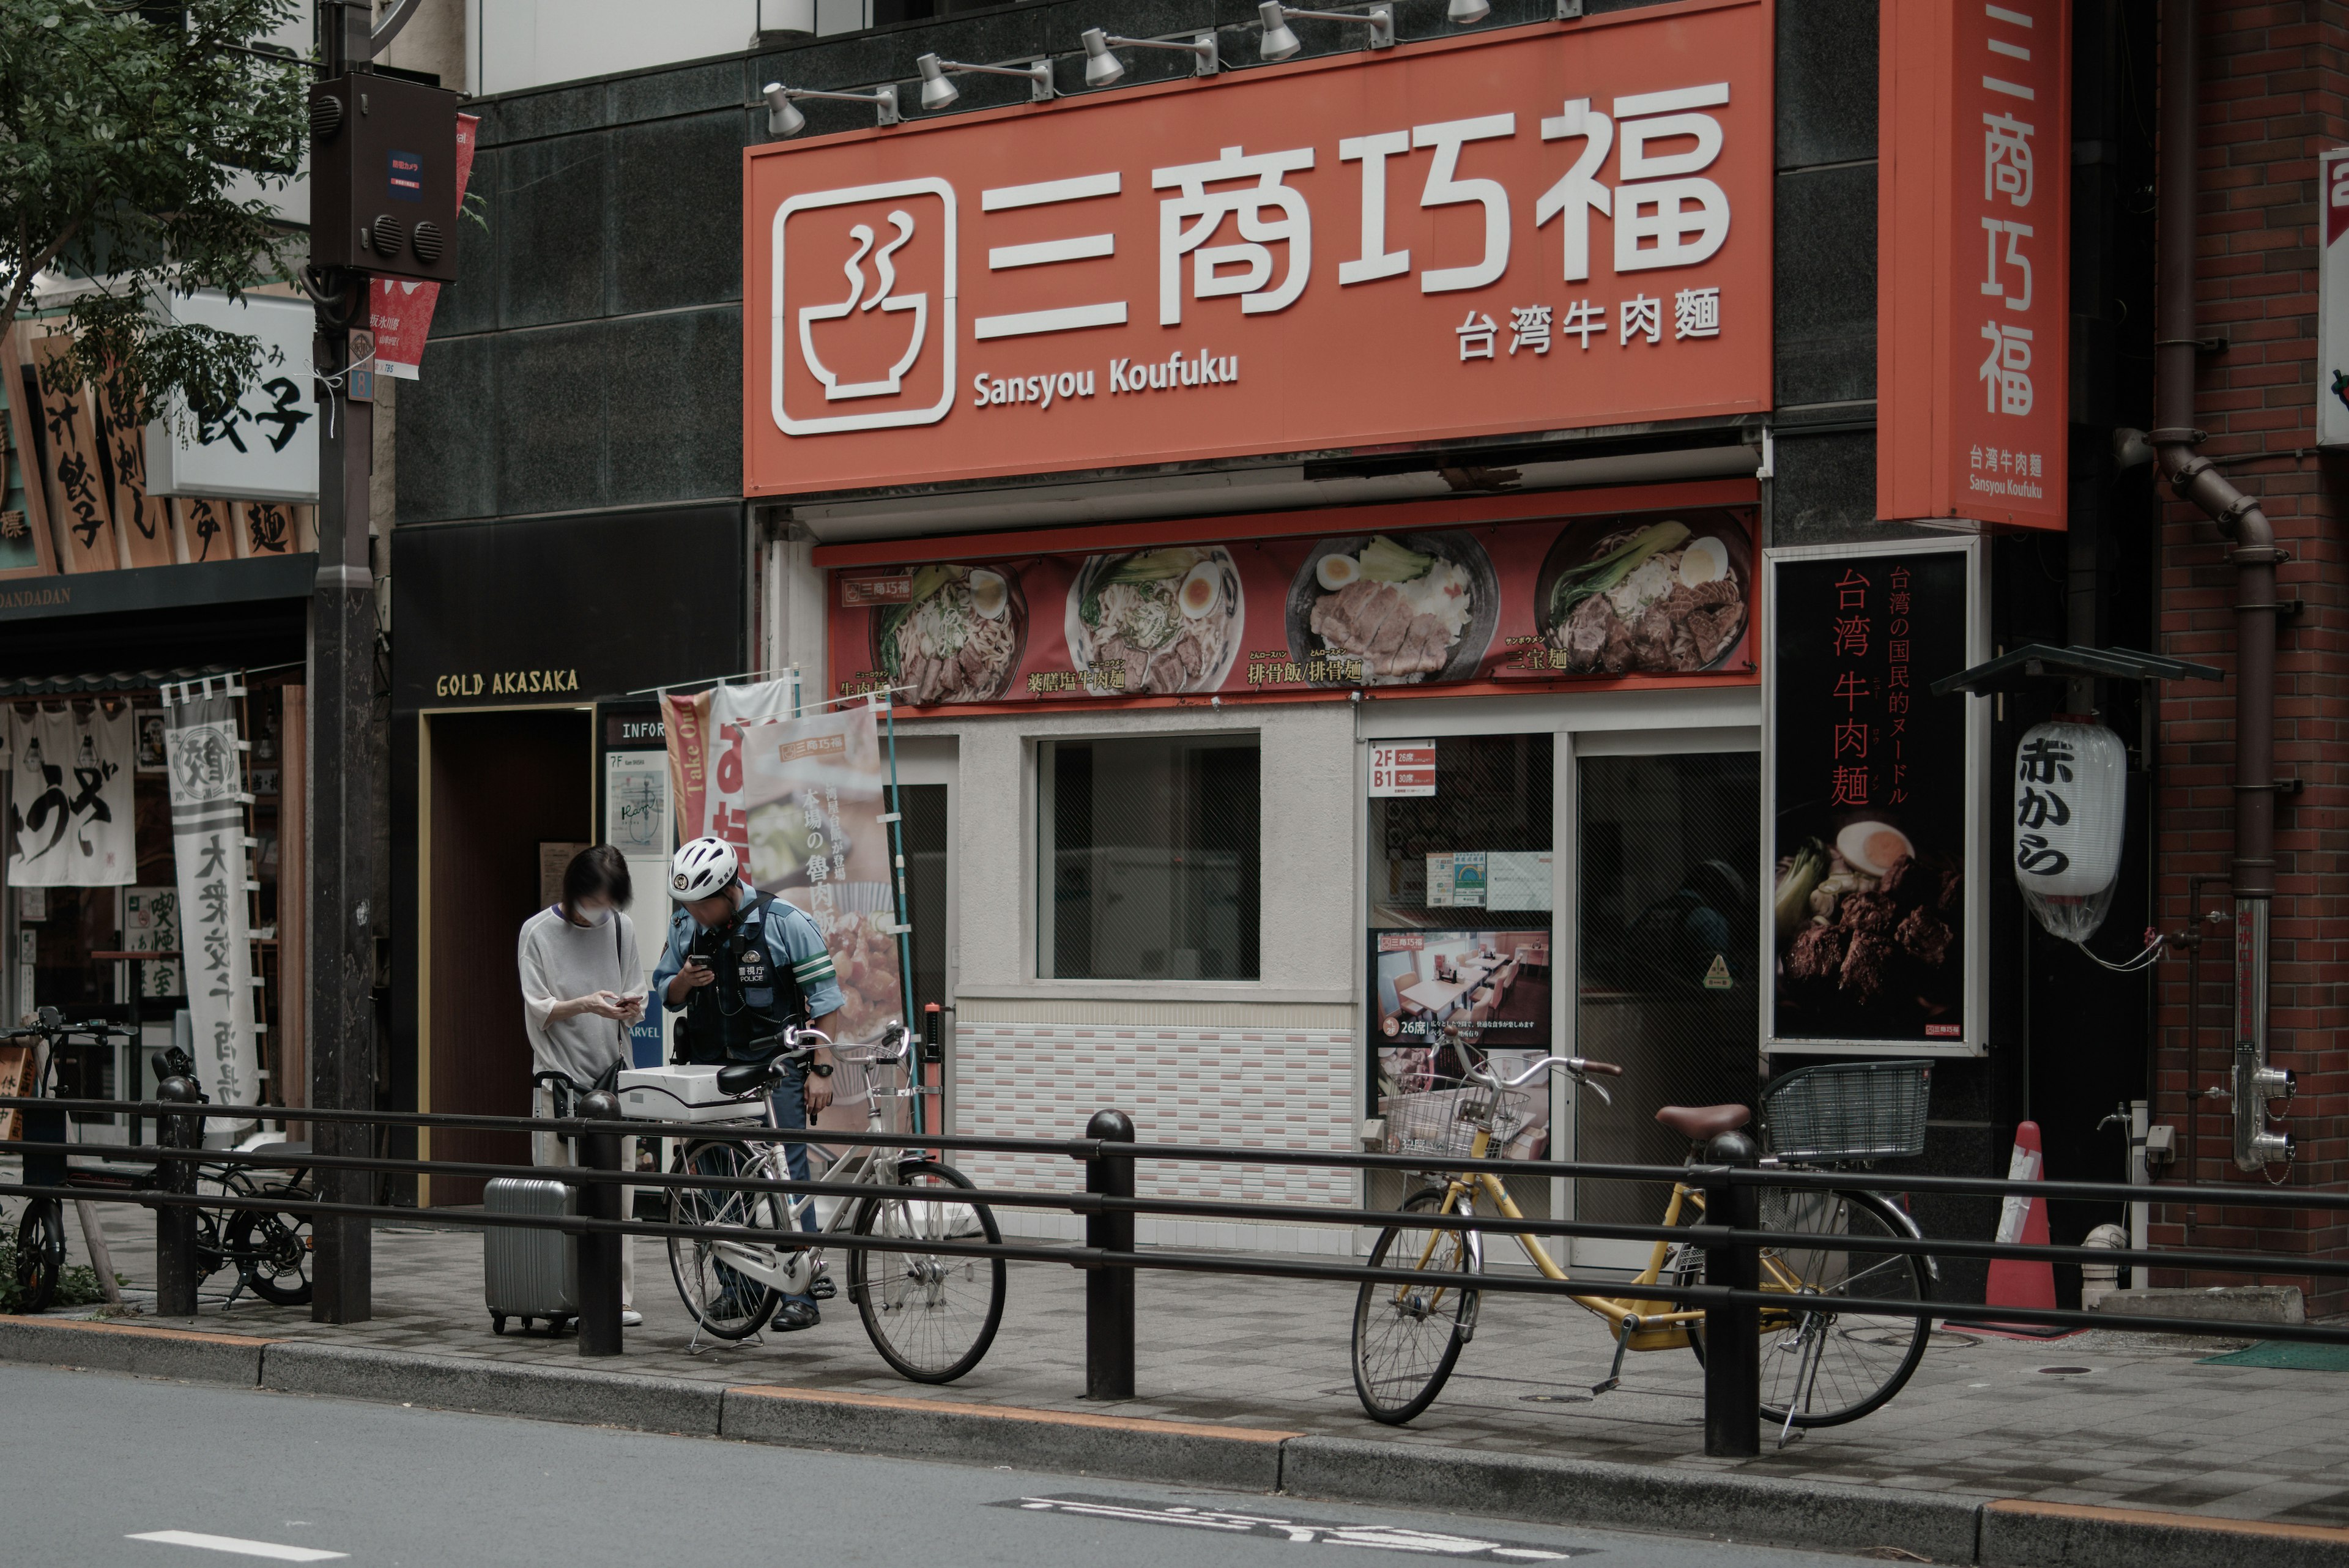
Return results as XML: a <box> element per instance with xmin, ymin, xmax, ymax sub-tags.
<box><xmin>774</xmin><ymin>181</ymin><xmax>957</xmax><ymax>436</ymax></box>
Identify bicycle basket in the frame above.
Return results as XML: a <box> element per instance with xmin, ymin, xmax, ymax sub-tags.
<box><xmin>1759</xmin><ymin>1059</ymin><xmax>1932</xmax><ymax>1162</ymax></box>
<box><xmin>1382</xmin><ymin>1077</ymin><xmax>1527</xmax><ymax>1162</ymax></box>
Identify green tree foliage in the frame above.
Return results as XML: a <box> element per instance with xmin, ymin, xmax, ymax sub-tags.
<box><xmin>0</xmin><ymin>0</ymin><xmax>309</xmax><ymax>428</ymax></box>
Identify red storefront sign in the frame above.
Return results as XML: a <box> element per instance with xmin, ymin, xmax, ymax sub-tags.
<box><xmin>744</xmin><ymin>1</ymin><xmax>1773</xmax><ymax>497</ymax></box>
<box><xmin>1878</xmin><ymin>0</ymin><xmax>2070</xmax><ymax>529</ymax></box>
<box><xmin>820</xmin><ymin>481</ymin><xmax>1757</xmax><ymax>709</ymax></box>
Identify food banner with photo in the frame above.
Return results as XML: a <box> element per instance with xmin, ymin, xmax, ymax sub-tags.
<box><xmin>826</xmin><ymin>506</ymin><xmax>1756</xmax><ymax>708</ymax></box>
<box><xmin>1765</xmin><ymin>544</ymin><xmax>1979</xmax><ymax>1050</ymax></box>
<box><xmin>663</xmin><ymin>689</ymin><xmax>910</xmax><ymax>1043</ymax></box>
<box><xmin>733</xmin><ymin>703</ymin><xmax>906</xmax><ymax>1053</ymax></box>
<box><xmin>1368</xmin><ymin>930</ymin><xmax>1554</xmax><ymax>1162</ymax></box>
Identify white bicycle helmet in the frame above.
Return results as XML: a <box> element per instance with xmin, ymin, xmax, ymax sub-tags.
<box><xmin>669</xmin><ymin>836</ymin><xmax>740</xmax><ymax>902</ymax></box>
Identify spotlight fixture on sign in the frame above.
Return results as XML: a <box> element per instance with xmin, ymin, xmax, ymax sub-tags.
<box><xmin>1255</xmin><ymin>0</ymin><xmax>1393</xmax><ymax>61</ymax></box>
<box><xmin>1446</xmin><ymin>0</ymin><xmax>1491</xmax><ymax>23</ymax></box>
<box><xmin>2011</xmin><ymin>717</ymin><xmax>2128</xmax><ymax>942</ymax></box>
<box><xmin>1077</xmin><ymin>28</ymin><xmax>1220</xmax><ymax>87</ymax></box>
<box><xmin>762</xmin><ymin>80</ymin><xmax>902</xmax><ymax>138</ymax></box>
<box><xmin>913</xmin><ymin>53</ymin><xmax>1056</xmax><ymax>111</ymax></box>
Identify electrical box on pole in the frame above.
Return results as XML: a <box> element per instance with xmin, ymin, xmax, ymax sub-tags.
<box><xmin>308</xmin><ymin>74</ymin><xmax>460</xmax><ymax>284</ymax></box>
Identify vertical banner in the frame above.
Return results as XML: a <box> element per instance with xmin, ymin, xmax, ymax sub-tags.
<box><xmin>371</xmin><ymin>113</ymin><xmax>481</xmax><ymax>380</ymax></box>
<box><xmin>29</xmin><ymin>336</ymin><xmax>122</xmax><ymax>571</ymax></box>
<box><xmin>735</xmin><ymin>701</ymin><xmax>904</xmax><ymax>1049</ymax></box>
<box><xmin>6</xmin><ymin>704</ymin><xmax>136</xmax><ymax>886</ymax></box>
<box><xmin>2319</xmin><ymin>147</ymin><xmax>2349</xmax><ymax>449</ymax></box>
<box><xmin>161</xmin><ymin>686</ymin><xmax>259</xmax><ymax>1117</ymax></box>
<box><xmin>1765</xmin><ymin>543</ymin><xmax>1984</xmax><ymax>1052</ymax></box>
<box><xmin>1878</xmin><ymin>0</ymin><xmax>2070</xmax><ymax>529</ymax></box>
<box><xmin>661</xmin><ymin>677</ymin><xmax>797</xmax><ymax>856</ymax></box>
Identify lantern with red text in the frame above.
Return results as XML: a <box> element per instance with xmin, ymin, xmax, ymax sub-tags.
<box><xmin>2013</xmin><ymin>719</ymin><xmax>2127</xmax><ymax>940</ymax></box>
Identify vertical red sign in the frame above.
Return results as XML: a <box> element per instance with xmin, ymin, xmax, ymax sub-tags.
<box><xmin>1878</xmin><ymin>0</ymin><xmax>2069</xmax><ymax>530</ymax></box>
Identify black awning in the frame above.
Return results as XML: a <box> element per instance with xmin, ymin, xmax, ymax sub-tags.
<box><xmin>0</xmin><ymin>666</ymin><xmax>240</xmax><ymax>699</ymax></box>
<box><xmin>1929</xmin><ymin>643</ymin><xmax>2225</xmax><ymax>697</ymax></box>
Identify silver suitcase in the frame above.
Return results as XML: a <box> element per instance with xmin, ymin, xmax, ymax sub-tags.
<box><xmin>483</xmin><ymin>1177</ymin><xmax>577</xmax><ymax>1336</ymax></box>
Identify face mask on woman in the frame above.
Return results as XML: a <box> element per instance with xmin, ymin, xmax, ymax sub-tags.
<box><xmin>572</xmin><ymin>902</ymin><xmax>612</xmax><ymax>927</ymax></box>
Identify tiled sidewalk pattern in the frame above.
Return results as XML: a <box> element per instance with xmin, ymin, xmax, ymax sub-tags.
<box><xmin>39</xmin><ymin>1192</ymin><xmax>2349</xmax><ymax>1530</ymax></box>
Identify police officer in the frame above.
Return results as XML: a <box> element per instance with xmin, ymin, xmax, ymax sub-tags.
<box><xmin>651</xmin><ymin>836</ymin><xmax>845</xmax><ymax>1331</ymax></box>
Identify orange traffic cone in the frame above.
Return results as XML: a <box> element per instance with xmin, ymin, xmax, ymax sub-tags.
<box><xmin>1948</xmin><ymin>1121</ymin><xmax>2081</xmax><ymax>1339</ymax></box>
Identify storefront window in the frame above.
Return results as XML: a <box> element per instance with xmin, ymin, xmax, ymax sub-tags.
<box><xmin>1037</xmin><ymin>736</ymin><xmax>1260</xmax><ymax>981</ymax></box>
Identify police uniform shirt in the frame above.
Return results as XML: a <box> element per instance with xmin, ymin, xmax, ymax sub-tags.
<box><xmin>651</xmin><ymin>890</ymin><xmax>848</xmax><ymax>1022</ymax></box>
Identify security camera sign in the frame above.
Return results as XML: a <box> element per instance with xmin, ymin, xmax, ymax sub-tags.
<box><xmin>744</xmin><ymin>4</ymin><xmax>1771</xmax><ymax>497</ymax></box>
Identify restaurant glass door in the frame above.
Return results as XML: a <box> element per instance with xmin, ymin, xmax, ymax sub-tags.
<box><xmin>1570</xmin><ymin>732</ymin><xmax>1760</xmax><ymax>1268</ymax></box>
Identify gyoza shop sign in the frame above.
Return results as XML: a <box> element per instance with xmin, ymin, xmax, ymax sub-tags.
<box><xmin>743</xmin><ymin>0</ymin><xmax>1771</xmax><ymax>496</ymax></box>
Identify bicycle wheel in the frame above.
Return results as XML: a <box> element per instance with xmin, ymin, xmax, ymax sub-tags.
<box><xmin>667</xmin><ymin>1141</ymin><xmax>784</xmax><ymax>1340</ymax></box>
<box><xmin>1688</xmin><ymin>1186</ymin><xmax>1931</xmax><ymax>1427</ymax></box>
<box><xmin>1351</xmin><ymin>1186</ymin><xmax>1478</xmax><ymax>1425</ymax></box>
<box><xmin>850</xmin><ymin>1161</ymin><xmax>1005</xmax><ymax>1384</ymax></box>
<box><xmin>226</xmin><ymin>1198</ymin><xmax>313</xmax><ymax>1306</ymax></box>
<box><xmin>13</xmin><ymin>1199</ymin><xmax>64</xmax><ymax>1313</ymax></box>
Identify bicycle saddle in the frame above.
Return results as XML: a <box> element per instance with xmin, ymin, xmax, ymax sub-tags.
<box><xmin>716</xmin><ymin>1059</ymin><xmax>778</xmax><ymax>1098</ymax></box>
<box><xmin>1654</xmin><ymin>1103</ymin><xmax>1750</xmax><ymax>1140</ymax></box>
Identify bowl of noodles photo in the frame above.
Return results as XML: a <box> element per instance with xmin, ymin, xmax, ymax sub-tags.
<box><xmin>1065</xmin><ymin>546</ymin><xmax>1244</xmax><ymax>694</ymax></box>
<box><xmin>1533</xmin><ymin>514</ymin><xmax>1752</xmax><ymax>675</ymax></box>
<box><xmin>870</xmin><ymin>563</ymin><xmax>1027</xmax><ymax>705</ymax></box>
<box><xmin>1284</xmin><ymin>532</ymin><xmax>1498</xmax><ymax>686</ymax></box>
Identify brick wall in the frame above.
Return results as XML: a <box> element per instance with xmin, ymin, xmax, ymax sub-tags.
<box><xmin>2149</xmin><ymin>0</ymin><xmax>2349</xmax><ymax>1310</ymax></box>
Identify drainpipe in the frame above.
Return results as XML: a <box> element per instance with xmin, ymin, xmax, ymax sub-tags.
<box><xmin>2151</xmin><ymin>0</ymin><xmax>2292</xmax><ymax>1172</ymax></box>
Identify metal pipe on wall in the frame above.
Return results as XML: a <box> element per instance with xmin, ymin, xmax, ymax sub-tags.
<box><xmin>2151</xmin><ymin>0</ymin><xmax>2290</xmax><ymax>1173</ymax></box>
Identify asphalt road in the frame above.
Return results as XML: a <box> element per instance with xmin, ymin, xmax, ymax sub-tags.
<box><xmin>3</xmin><ymin>1364</ymin><xmax>1866</xmax><ymax>1568</ymax></box>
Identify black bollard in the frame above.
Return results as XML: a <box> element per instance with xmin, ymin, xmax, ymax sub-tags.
<box><xmin>576</xmin><ymin>1089</ymin><xmax>624</xmax><ymax>1357</ymax></box>
<box><xmin>1701</xmin><ymin>1128</ymin><xmax>1761</xmax><ymax>1457</ymax></box>
<box><xmin>1083</xmin><ymin>1109</ymin><xmax>1136</xmax><ymax>1401</ymax></box>
<box><xmin>154</xmin><ymin>1074</ymin><xmax>203</xmax><ymax>1318</ymax></box>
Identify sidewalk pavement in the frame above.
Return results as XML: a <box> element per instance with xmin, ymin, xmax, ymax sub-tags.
<box><xmin>12</xmin><ymin>1192</ymin><xmax>2349</xmax><ymax>1567</ymax></box>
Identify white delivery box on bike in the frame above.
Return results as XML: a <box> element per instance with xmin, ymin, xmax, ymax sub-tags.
<box><xmin>615</xmin><ymin>1064</ymin><xmax>766</xmax><ymax>1124</ymax></box>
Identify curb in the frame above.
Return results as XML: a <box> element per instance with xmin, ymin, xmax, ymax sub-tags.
<box><xmin>0</xmin><ymin>1315</ymin><xmax>272</xmax><ymax>1386</ymax></box>
<box><xmin>1280</xmin><ymin>1435</ymin><xmax>1982</xmax><ymax>1562</ymax></box>
<box><xmin>724</xmin><ymin>1383</ymin><xmax>1293</xmax><ymax>1489</ymax></box>
<box><xmin>259</xmin><ymin>1343</ymin><xmax>727</xmax><ymax>1436</ymax></box>
<box><xmin>1981</xmin><ymin>1500</ymin><xmax>2349</xmax><ymax>1568</ymax></box>
<box><xmin>4</xmin><ymin>1323</ymin><xmax>2347</xmax><ymax>1566</ymax></box>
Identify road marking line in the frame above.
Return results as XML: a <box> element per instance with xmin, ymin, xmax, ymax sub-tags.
<box><xmin>126</xmin><ymin>1530</ymin><xmax>346</xmax><ymax>1562</ymax></box>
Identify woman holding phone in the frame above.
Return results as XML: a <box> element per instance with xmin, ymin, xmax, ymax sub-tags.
<box><xmin>517</xmin><ymin>844</ymin><xmax>647</xmax><ymax>1325</ymax></box>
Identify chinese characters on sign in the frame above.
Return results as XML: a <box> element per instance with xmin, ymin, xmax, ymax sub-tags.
<box><xmin>749</xmin><ymin>7</ymin><xmax>1770</xmax><ymax>495</ymax></box>
<box><xmin>1769</xmin><ymin>549</ymin><xmax>1974</xmax><ymax>1046</ymax></box>
<box><xmin>141</xmin><ymin>292</ymin><xmax>321</xmax><ymax>505</ymax></box>
<box><xmin>4</xmin><ymin>705</ymin><xmax>136</xmax><ymax>886</ymax></box>
<box><xmin>161</xmin><ymin>685</ymin><xmax>260</xmax><ymax>1120</ymax></box>
<box><xmin>1878</xmin><ymin>0</ymin><xmax>2069</xmax><ymax>529</ymax></box>
<box><xmin>1368</xmin><ymin>741</ymin><xmax>1437</xmax><ymax>797</ymax></box>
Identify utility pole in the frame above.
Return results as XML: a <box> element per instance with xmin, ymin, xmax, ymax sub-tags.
<box><xmin>308</xmin><ymin>0</ymin><xmax>379</xmax><ymax>1324</ymax></box>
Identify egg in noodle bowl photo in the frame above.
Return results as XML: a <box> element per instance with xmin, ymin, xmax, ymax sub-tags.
<box><xmin>1066</xmin><ymin>546</ymin><xmax>1244</xmax><ymax>694</ymax></box>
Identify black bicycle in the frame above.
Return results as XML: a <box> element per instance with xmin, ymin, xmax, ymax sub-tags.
<box><xmin>6</xmin><ymin>1018</ymin><xmax>314</xmax><ymax>1312</ymax></box>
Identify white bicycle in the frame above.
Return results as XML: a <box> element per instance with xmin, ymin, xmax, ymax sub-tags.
<box><xmin>662</xmin><ymin>1022</ymin><xmax>1006</xmax><ymax>1381</ymax></box>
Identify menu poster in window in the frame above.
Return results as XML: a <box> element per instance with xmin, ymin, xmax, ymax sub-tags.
<box><xmin>1766</xmin><ymin>546</ymin><xmax>1978</xmax><ymax>1047</ymax></box>
<box><xmin>1370</xmin><ymin>929</ymin><xmax>1554</xmax><ymax>1161</ymax></box>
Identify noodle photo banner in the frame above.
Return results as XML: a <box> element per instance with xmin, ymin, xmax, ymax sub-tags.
<box><xmin>733</xmin><ymin>702</ymin><xmax>904</xmax><ymax>1052</ymax></box>
<box><xmin>826</xmin><ymin>503</ymin><xmax>1757</xmax><ymax>710</ymax></box>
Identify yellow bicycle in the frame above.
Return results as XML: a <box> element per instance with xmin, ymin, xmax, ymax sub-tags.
<box><xmin>1353</xmin><ymin>1050</ymin><xmax>1934</xmax><ymax>1431</ymax></box>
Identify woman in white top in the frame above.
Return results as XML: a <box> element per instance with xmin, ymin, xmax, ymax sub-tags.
<box><xmin>516</xmin><ymin>845</ymin><xmax>647</xmax><ymax>1324</ymax></box>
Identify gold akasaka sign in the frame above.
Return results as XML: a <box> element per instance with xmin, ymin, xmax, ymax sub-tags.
<box><xmin>431</xmin><ymin>668</ymin><xmax>581</xmax><ymax>699</ymax></box>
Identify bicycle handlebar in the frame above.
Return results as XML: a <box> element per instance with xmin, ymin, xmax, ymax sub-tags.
<box><xmin>1464</xmin><ymin>1053</ymin><xmax>1624</xmax><ymax>1090</ymax></box>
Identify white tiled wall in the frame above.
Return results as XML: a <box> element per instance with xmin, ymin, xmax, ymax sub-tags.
<box><xmin>954</xmin><ymin>1022</ymin><xmax>1360</xmax><ymax>1252</ymax></box>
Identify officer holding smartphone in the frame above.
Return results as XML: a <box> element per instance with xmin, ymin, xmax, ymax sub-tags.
<box><xmin>650</xmin><ymin>835</ymin><xmax>845</xmax><ymax>1331</ymax></box>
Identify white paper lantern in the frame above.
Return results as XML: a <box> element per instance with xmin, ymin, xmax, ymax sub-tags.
<box><xmin>2013</xmin><ymin>718</ymin><xmax>2128</xmax><ymax>940</ymax></box>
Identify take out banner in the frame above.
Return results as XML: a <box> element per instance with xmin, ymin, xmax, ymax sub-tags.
<box><xmin>827</xmin><ymin>502</ymin><xmax>1756</xmax><ymax>708</ymax></box>
<box><xmin>744</xmin><ymin>0</ymin><xmax>1772</xmax><ymax>496</ymax></box>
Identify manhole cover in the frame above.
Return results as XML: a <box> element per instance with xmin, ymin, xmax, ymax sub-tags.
<box><xmin>2038</xmin><ymin>1365</ymin><xmax>2095</xmax><ymax>1375</ymax></box>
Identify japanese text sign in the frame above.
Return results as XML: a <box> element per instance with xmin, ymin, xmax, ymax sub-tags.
<box><xmin>1767</xmin><ymin>544</ymin><xmax>1980</xmax><ymax>1050</ymax></box>
<box><xmin>1879</xmin><ymin>0</ymin><xmax>2069</xmax><ymax>529</ymax></box>
<box><xmin>142</xmin><ymin>291</ymin><xmax>319</xmax><ymax>504</ymax></box>
<box><xmin>1370</xmin><ymin>741</ymin><xmax>1438</xmax><ymax>797</ymax></box>
<box><xmin>744</xmin><ymin>2</ymin><xmax>1771</xmax><ymax>497</ymax></box>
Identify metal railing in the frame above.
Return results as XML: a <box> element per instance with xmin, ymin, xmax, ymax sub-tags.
<box><xmin>7</xmin><ymin>1090</ymin><xmax>2349</xmax><ymax>1458</ymax></box>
